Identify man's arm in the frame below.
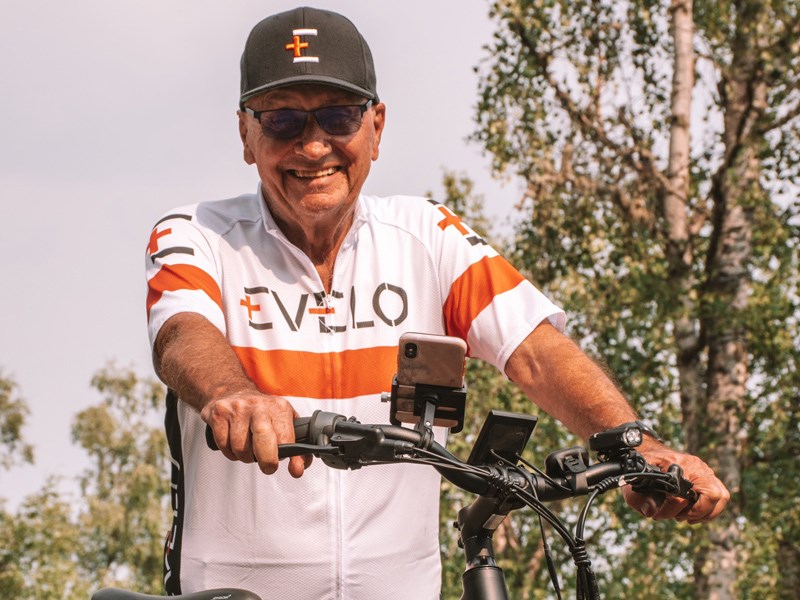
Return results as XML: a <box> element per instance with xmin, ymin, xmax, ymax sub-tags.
<box><xmin>505</xmin><ymin>322</ymin><xmax>729</xmax><ymax>524</ymax></box>
<box><xmin>153</xmin><ymin>312</ymin><xmax>309</xmax><ymax>477</ymax></box>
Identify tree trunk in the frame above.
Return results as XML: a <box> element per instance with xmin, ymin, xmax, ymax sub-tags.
<box><xmin>664</xmin><ymin>0</ymin><xmax>706</xmax><ymax>458</ymax></box>
<box><xmin>695</xmin><ymin>166</ymin><xmax>752</xmax><ymax>600</ymax></box>
<box><xmin>693</xmin><ymin>2</ymin><xmax>767</xmax><ymax>596</ymax></box>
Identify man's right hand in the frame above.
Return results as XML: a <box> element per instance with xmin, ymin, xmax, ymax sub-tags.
<box><xmin>154</xmin><ymin>313</ymin><xmax>312</xmax><ymax>477</ymax></box>
<box><xmin>201</xmin><ymin>391</ymin><xmax>312</xmax><ymax>478</ymax></box>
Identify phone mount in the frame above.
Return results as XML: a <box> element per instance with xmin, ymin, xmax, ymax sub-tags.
<box><xmin>386</xmin><ymin>376</ymin><xmax>467</xmax><ymax>434</ymax></box>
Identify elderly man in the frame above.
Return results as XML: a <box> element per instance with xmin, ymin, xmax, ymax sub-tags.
<box><xmin>145</xmin><ymin>7</ymin><xmax>728</xmax><ymax>599</ymax></box>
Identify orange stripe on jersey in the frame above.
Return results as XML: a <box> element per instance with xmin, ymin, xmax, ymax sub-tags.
<box><xmin>146</xmin><ymin>264</ymin><xmax>223</xmax><ymax>320</ymax></box>
<box><xmin>233</xmin><ymin>346</ymin><xmax>397</xmax><ymax>400</ymax></box>
<box><xmin>443</xmin><ymin>255</ymin><xmax>525</xmax><ymax>342</ymax></box>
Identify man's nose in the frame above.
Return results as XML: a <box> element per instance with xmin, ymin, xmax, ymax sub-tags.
<box><xmin>294</xmin><ymin>116</ymin><xmax>332</xmax><ymax>158</ymax></box>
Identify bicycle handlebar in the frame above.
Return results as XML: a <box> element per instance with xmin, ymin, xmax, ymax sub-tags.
<box><xmin>206</xmin><ymin>411</ymin><xmax>697</xmax><ymax>507</ymax></box>
<box><xmin>269</xmin><ymin>410</ymin><xmax>698</xmax><ymax>505</ymax></box>
<box><xmin>204</xmin><ymin>409</ymin><xmax>697</xmax><ymax>600</ymax></box>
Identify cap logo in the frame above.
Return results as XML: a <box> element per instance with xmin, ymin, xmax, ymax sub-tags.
<box><xmin>285</xmin><ymin>29</ymin><xmax>319</xmax><ymax>63</ymax></box>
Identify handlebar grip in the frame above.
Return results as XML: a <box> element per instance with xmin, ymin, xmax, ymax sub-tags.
<box><xmin>204</xmin><ymin>417</ymin><xmax>316</xmax><ymax>452</ymax></box>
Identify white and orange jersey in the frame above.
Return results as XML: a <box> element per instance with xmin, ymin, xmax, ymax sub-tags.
<box><xmin>145</xmin><ymin>188</ymin><xmax>564</xmax><ymax>600</ymax></box>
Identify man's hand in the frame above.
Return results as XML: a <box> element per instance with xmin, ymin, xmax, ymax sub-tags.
<box><xmin>201</xmin><ymin>391</ymin><xmax>312</xmax><ymax>478</ymax></box>
<box><xmin>623</xmin><ymin>441</ymin><xmax>730</xmax><ymax>524</ymax></box>
<box><xmin>154</xmin><ymin>313</ymin><xmax>312</xmax><ymax>478</ymax></box>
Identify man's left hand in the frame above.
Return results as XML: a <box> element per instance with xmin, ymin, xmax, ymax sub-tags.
<box><xmin>623</xmin><ymin>441</ymin><xmax>730</xmax><ymax>524</ymax></box>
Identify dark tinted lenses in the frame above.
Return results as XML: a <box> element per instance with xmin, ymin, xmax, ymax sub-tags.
<box><xmin>257</xmin><ymin>103</ymin><xmax>369</xmax><ymax>140</ymax></box>
<box><xmin>315</xmin><ymin>105</ymin><xmax>365</xmax><ymax>136</ymax></box>
<box><xmin>260</xmin><ymin>110</ymin><xmax>308</xmax><ymax>139</ymax></box>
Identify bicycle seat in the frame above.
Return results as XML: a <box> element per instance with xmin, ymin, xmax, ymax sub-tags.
<box><xmin>91</xmin><ymin>588</ymin><xmax>262</xmax><ymax>600</ymax></box>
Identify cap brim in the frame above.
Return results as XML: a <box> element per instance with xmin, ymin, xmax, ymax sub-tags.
<box><xmin>240</xmin><ymin>76</ymin><xmax>378</xmax><ymax>107</ymax></box>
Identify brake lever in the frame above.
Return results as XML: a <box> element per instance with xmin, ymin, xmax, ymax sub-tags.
<box><xmin>277</xmin><ymin>443</ymin><xmax>341</xmax><ymax>459</ymax></box>
<box><xmin>667</xmin><ymin>464</ymin><xmax>699</xmax><ymax>506</ymax></box>
<box><xmin>630</xmin><ymin>463</ymin><xmax>698</xmax><ymax>507</ymax></box>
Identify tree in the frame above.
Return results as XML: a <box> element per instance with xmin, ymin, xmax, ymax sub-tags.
<box><xmin>0</xmin><ymin>483</ymin><xmax>92</xmax><ymax>598</ymax></box>
<box><xmin>0</xmin><ymin>366</ymin><xmax>169</xmax><ymax>599</ymax></box>
<box><xmin>71</xmin><ymin>365</ymin><xmax>170</xmax><ymax>593</ymax></box>
<box><xmin>470</xmin><ymin>0</ymin><xmax>799</xmax><ymax>598</ymax></box>
<box><xmin>0</xmin><ymin>371</ymin><xmax>34</xmax><ymax>470</ymax></box>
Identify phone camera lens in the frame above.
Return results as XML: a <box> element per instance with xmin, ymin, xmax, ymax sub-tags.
<box><xmin>404</xmin><ymin>343</ymin><xmax>418</xmax><ymax>359</ymax></box>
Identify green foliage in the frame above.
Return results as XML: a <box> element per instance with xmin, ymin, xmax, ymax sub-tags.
<box><xmin>0</xmin><ymin>366</ymin><xmax>169</xmax><ymax>599</ymax></box>
<box><xmin>71</xmin><ymin>365</ymin><xmax>169</xmax><ymax>594</ymax></box>
<box><xmin>0</xmin><ymin>483</ymin><xmax>92</xmax><ymax>598</ymax></box>
<box><xmin>0</xmin><ymin>372</ymin><xmax>34</xmax><ymax>470</ymax></box>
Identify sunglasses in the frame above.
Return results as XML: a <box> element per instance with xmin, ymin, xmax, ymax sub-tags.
<box><xmin>244</xmin><ymin>100</ymin><xmax>373</xmax><ymax>140</ymax></box>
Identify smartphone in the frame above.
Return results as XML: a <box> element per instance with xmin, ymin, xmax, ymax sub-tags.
<box><xmin>396</xmin><ymin>332</ymin><xmax>467</xmax><ymax>389</ymax></box>
<box><xmin>391</xmin><ymin>332</ymin><xmax>467</xmax><ymax>430</ymax></box>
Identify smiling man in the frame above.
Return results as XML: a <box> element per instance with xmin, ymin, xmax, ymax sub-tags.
<box><xmin>145</xmin><ymin>7</ymin><xmax>728</xmax><ymax>600</ymax></box>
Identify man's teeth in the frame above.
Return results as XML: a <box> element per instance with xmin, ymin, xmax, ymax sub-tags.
<box><xmin>291</xmin><ymin>167</ymin><xmax>338</xmax><ymax>178</ymax></box>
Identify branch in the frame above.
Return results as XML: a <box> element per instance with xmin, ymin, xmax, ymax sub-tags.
<box><xmin>509</xmin><ymin>15</ymin><xmax>676</xmax><ymax>222</ymax></box>
<box><xmin>758</xmin><ymin>98</ymin><xmax>800</xmax><ymax>135</ymax></box>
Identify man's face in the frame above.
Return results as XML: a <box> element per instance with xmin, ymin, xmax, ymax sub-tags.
<box><xmin>239</xmin><ymin>84</ymin><xmax>385</xmax><ymax>232</ymax></box>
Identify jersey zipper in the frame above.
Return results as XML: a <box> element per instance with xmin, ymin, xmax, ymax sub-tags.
<box><xmin>269</xmin><ymin>220</ymin><xmax>354</xmax><ymax>598</ymax></box>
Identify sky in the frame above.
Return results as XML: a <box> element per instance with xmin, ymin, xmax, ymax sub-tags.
<box><xmin>0</xmin><ymin>0</ymin><xmax>523</xmax><ymax>508</ymax></box>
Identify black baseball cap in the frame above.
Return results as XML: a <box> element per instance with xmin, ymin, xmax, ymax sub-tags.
<box><xmin>239</xmin><ymin>7</ymin><xmax>379</xmax><ymax>107</ymax></box>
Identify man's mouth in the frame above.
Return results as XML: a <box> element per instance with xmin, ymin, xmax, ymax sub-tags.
<box><xmin>288</xmin><ymin>166</ymin><xmax>341</xmax><ymax>179</ymax></box>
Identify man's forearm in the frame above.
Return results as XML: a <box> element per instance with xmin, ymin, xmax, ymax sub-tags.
<box><xmin>153</xmin><ymin>312</ymin><xmax>258</xmax><ymax>412</ymax></box>
<box><xmin>506</xmin><ymin>323</ymin><xmax>730</xmax><ymax>523</ymax></box>
<box><xmin>505</xmin><ymin>322</ymin><xmax>639</xmax><ymax>439</ymax></box>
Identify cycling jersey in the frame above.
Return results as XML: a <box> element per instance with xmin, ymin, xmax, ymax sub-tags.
<box><xmin>145</xmin><ymin>187</ymin><xmax>565</xmax><ymax>600</ymax></box>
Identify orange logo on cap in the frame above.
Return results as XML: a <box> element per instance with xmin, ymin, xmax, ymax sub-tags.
<box><xmin>285</xmin><ymin>28</ymin><xmax>319</xmax><ymax>63</ymax></box>
<box><xmin>285</xmin><ymin>35</ymin><xmax>309</xmax><ymax>57</ymax></box>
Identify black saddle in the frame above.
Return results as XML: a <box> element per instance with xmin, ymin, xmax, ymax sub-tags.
<box><xmin>91</xmin><ymin>588</ymin><xmax>262</xmax><ymax>600</ymax></box>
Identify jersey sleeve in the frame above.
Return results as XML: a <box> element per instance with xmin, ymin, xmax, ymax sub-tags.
<box><xmin>145</xmin><ymin>208</ymin><xmax>226</xmax><ymax>347</ymax></box>
<box><xmin>423</xmin><ymin>200</ymin><xmax>566</xmax><ymax>372</ymax></box>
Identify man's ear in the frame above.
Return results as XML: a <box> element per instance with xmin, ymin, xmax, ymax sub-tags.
<box><xmin>370</xmin><ymin>102</ymin><xmax>386</xmax><ymax>161</ymax></box>
<box><xmin>238</xmin><ymin>111</ymin><xmax>256</xmax><ymax>165</ymax></box>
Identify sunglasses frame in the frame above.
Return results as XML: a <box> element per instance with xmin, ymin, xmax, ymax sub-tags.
<box><xmin>244</xmin><ymin>100</ymin><xmax>373</xmax><ymax>140</ymax></box>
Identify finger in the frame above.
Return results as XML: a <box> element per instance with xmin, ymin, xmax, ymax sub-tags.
<box><xmin>288</xmin><ymin>455</ymin><xmax>306</xmax><ymax>478</ymax></box>
<box><xmin>276</xmin><ymin>403</ymin><xmax>306</xmax><ymax>477</ymax></box>
<box><xmin>214</xmin><ymin>426</ymin><xmax>237</xmax><ymax>462</ymax></box>
<box><xmin>622</xmin><ymin>487</ymin><xmax>659</xmax><ymax>518</ymax></box>
<box><xmin>251</xmin><ymin>420</ymin><xmax>279</xmax><ymax>474</ymax></box>
<box><xmin>651</xmin><ymin>496</ymin><xmax>689</xmax><ymax>521</ymax></box>
<box><xmin>670</xmin><ymin>461</ymin><xmax>730</xmax><ymax>524</ymax></box>
<box><xmin>685</xmin><ymin>483</ymin><xmax>730</xmax><ymax>524</ymax></box>
<box><xmin>202</xmin><ymin>404</ymin><xmax>236</xmax><ymax>462</ymax></box>
<box><xmin>706</xmin><ymin>492</ymin><xmax>729</xmax><ymax>521</ymax></box>
<box><xmin>229</xmin><ymin>415</ymin><xmax>256</xmax><ymax>463</ymax></box>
